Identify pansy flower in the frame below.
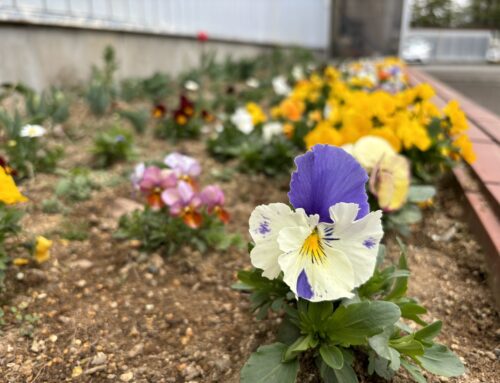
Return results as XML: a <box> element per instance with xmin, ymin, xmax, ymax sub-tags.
<box><xmin>0</xmin><ymin>166</ymin><xmax>27</xmax><ymax>205</ymax></box>
<box><xmin>162</xmin><ymin>181</ymin><xmax>203</xmax><ymax>228</ymax></box>
<box><xmin>130</xmin><ymin>163</ymin><xmax>145</xmax><ymax>190</ymax></box>
<box><xmin>249</xmin><ymin>145</ymin><xmax>383</xmax><ymax>302</ymax></box>
<box><xmin>200</xmin><ymin>185</ymin><xmax>229</xmax><ymax>224</ymax></box>
<box><xmin>164</xmin><ymin>153</ymin><xmax>201</xmax><ymax>185</ymax></box>
<box><xmin>179</xmin><ymin>95</ymin><xmax>195</xmax><ymax>117</ymax></box>
<box><xmin>139</xmin><ymin>166</ymin><xmax>177</xmax><ymax>209</ymax></box>
<box><xmin>152</xmin><ymin>103</ymin><xmax>167</xmax><ymax>119</ymax></box>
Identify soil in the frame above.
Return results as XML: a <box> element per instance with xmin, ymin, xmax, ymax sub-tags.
<box><xmin>0</xmin><ymin>101</ymin><xmax>498</xmax><ymax>383</ymax></box>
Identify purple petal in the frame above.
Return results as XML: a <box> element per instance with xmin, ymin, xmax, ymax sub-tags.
<box><xmin>297</xmin><ymin>270</ymin><xmax>314</xmax><ymax>300</ymax></box>
<box><xmin>288</xmin><ymin>145</ymin><xmax>369</xmax><ymax>222</ymax></box>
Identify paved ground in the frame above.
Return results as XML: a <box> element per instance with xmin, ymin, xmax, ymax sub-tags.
<box><xmin>420</xmin><ymin>64</ymin><xmax>500</xmax><ymax>116</ymax></box>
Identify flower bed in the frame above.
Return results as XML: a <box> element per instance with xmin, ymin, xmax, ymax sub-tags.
<box><xmin>0</xmin><ymin>48</ymin><xmax>497</xmax><ymax>382</ymax></box>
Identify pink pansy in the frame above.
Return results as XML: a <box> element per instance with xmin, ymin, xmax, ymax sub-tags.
<box><xmin>161</xmin><ymin>181</ymin><xmax>203</xmax><ymax>228</ymax></box>
<box><xmin>164</xmin><ymin>153</ymin><xmax>201</xmax><ymax>181</ymax></box>
<box><xmin>139</xmin><ymin>166</ymin><xmax>178</xmax><ymax>209</ymax></box>
<box><xmin>200</xmin><ymin>185</ymin><xmax>230</xmax><ymax>224</ymax></box>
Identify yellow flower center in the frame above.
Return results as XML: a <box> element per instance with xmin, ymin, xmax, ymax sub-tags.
<box><xmin>300</xmin><ymin>230</ymin><xmax>326</xmax><ymax>264</ymax></box>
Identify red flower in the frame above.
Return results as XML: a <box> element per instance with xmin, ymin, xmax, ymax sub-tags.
<box><xmin>197</xmin><ymin>31</ymin><xmax>208</xmax><ymax>42</ymax></box>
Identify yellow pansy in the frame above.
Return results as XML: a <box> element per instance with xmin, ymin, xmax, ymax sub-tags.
<box><xmin>443</xmin><ymin>100</ymin><xmax>468</xmax><ymax>136</ymax></box>
<box><xmin>0</xmin><ymin>167</ymin><xmax>28</xmax><ymax>205</ymax></box>
<box><xmin>351</xmin><ymin>135</ymin><xmax>396</xmax><ymax>170</ymax></box>
<box><xmin>246</xmin><ymin>102</ymin><xmax>267</xmax><ymax>125</ymax></box>
<box><xmin>393</xmin><ymin>114</ymin><xmax>431</xmax><ymax>151</ymax></box>
<box><xmin>370</xmin><ymin>153</ymin><xmax>411</xmax><ymax>212</ymax></box>
<box><xmin>453</xmin><ymin>134</ymin><xmax>476</xmax><ymax>164</ymax></box>
<box><xmin>304</xmin><ymin>121</ymin><xmax>343</xmax><ymax>149</ymax></box>
<box><xmin>34</xmin><ymin>236</ymin><xmax>52</xmax><ymax>264</ymax></box>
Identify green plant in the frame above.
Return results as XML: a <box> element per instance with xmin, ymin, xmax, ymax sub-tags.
<box><xmin>55</xmin><ymin>167</ymin><xmax>100</xmax><ymax>202</ymax></box>
<box><xmin>116</xmin><ymin>207</ymin><xmax>241</xmax><ymax>256</ymax></box>
<box><xmin>85</xmin><ymin>45</ymin><xmax>118</xmax><ymax>116</ymax></box>
<box><xmin>0</xmin><ymin>110</ymin><xmax>63</xmax><ymax>178</ymax></box>
<box><xmin>118</xmin><ymin>108</ymin><xmax>149</xmax><ymax>134</ymax></box>
<box><xmin>0</xmin><ymin>203</ymin><xmax>23</xmax><ymax>287</ymax></box>
<box><xmin>91</xmin><ymin>127</ymin><xmax>136</xmax><ymax>168</ymax></box>
<box><xmin>237</xmin><ymin>242</ymin><xmax>464</xmax><ymax>383</ymax></box>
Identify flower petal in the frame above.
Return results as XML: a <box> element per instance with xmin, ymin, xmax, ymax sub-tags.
<box><xmin>249</xmin><ymin>203</ymin><xmax>307</xmax><ymax>279</ymax></box>
<box><xmin>277</xmin><ymin>225</ymin><xmax>355</xmax><ymax>301</ymax></box>
<box><xmin>288</xmin><ymin>145</ymin><xmax>369</xmax><ymax>223</ymax></box>
<box><xmin>322</xmin><ymin>202</ymin><xmax>383</xmax><ymax>286</ymax></box>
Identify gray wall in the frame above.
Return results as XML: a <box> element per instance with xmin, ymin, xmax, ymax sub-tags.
<box><xmin>330</xmin><ymin>0</ymin><xmax>404</xmax><ymax>57</ymax></box>
<box><xmin>0</xmin><ymin>24</ymin><xmax>273</xmax><ymax>91</ymax></box>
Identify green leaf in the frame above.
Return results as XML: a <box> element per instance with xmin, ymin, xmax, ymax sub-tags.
<box><xmin>326</xmin><ymin>301</ymin><xmax>401</xmax><ymax>346</ymax></box>
<box><xmin>385</xmin><ymin>244</ymin><xmax>409</xmax><ymax>301</ymax></box>
<box><xmin>390</xmin><ymin>335</ymin><xmax>424</xmax><ymax>357</ymax></box>
<box><xmin>320</xmin><ymin>345</ymin><xmax>344</xmax><ymax>370</ymax></box>
<box><xmin>320</xmin><ymin>360</ymin><xmax>359</xmax><ymax>383</ymax></box>
<box><xmin>400</xmin><ymin>359</ymin><xmax>427</xmax><ymax>383</ymax></box>
<box><xmin>277</xmin><ymin>317</ymin><xmax>301</xmax><ymax>346</ymax></box>
<box><xmin>408</xmin><ymin>185</ymin><xmax>436</xmax><ymax>203</ymax></box>
<box><xmin>283</xmin><ymin>335</ymin><xmax>314</xmax><ymax>362</ymax></box>
<box><xmin>399</xmin><ymin>302</ymin><xmax>427</xmax><ymax>325</ymax></box>
<box><xmin>416</xmin><ymin>344</ymin><xmax>465</xmax><ymax>377</ymax></box>
<box><xmin>415</xmin><ymin>321</ymin><xmax>442</xmax><ymax>343</ymax></box>
<box><xmin>241</xmin><ymin>343</ymin><xmax>299</xmax><ymax>383</ymax></box>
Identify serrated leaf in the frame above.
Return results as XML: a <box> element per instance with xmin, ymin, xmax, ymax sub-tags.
<box><xmin>320</xmin><ymin>345</ymin><xmax>344</xmax><ymax>370</ymax></box>
<box><xmin>241</xmin><ymin>343</ymin><xmax>299</xmax><ymax>383</ymax></box>
<box><xmin>416</xmin><ymin>344</ymin><xmax>465</xmax><ymax>377</ymax></box>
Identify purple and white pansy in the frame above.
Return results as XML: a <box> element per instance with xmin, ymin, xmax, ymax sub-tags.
<box><xmin>249</xmin><ymin>145</ymin><xmax>383</xmax><ymax>302</ymax></box>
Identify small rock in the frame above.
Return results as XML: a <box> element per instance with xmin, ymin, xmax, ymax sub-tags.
<box><xmin>182</xmin><ymin>364</ymin><xmax>201</xmax><ymax>380</ymax></box>
<box><xmin>91</xmin><ymin>352</ymin><xmax>107</xmax><ymax>366</ymax></box>
<box><xmin>485</xmin><ymin>351</ymin><xmax>496</xmax><ymax>361</ymax></box>
<box><xmin>128</xmin><ymin>343</ymin><xmax>144</xmax><ymax>358</ymax></box>
<box><xmin>70</xmin><ymin>259</ymin><xmax>93</xmax><ymax>270</ymax></box>
<box><xmin>214</xmin><ymin>355</ymin><xmax>231</xmax><ymax>372</ymax></box>
<box><xmin>49</xmin><ymin>335</ymin><xmax>58</xmax><ymax>343</ymax></box>
<box><xmin>72</xmin><ymin>366</ymin><xmax>83</xmax><ymax>378</ymax></box>
<box><xmin>120</xmin><ymin>371</ymin><xmax>134</xmax><ymax>382</ymax></box>
<box><xmin>110</xmin><ymin>198</ymin><xmax>143</xmax><ymax>220</ymax></box>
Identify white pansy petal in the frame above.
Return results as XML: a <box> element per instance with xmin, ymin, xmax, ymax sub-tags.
<box><xmin>323</xmin><ymin>203</ymin><xmax>384</xmax><ymax>286</ymax></box>
<box><xmin>278</xmin><ymin>226</ymin><xmax>355</xmax><ymax>302</ymax></box>
<box><xmin>250</xmin><ymin>240</ymin><xmax>283</xmax><ymax>279</ymax></box>
<box><xmin>249</xmin><ymin>203</ymin><xmax>308</xmax><ymax>279</ymax></box>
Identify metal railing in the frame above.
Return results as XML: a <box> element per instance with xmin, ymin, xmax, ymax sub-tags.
<box><xmin>405</xmin><ymin>28</ymin><xmax>493</xmax><ymax>62</ymax></box>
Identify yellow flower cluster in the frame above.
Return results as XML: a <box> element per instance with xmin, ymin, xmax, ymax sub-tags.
<box><xmin>272</xmin><ymin>58</ymin><xmax>475</xmax><ymax>166</ymax></box>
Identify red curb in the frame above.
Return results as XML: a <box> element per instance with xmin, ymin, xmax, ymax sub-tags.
<box><xmin>407</xmin><ymin>67</ymin><xmax>500</xmax><ymax>305</ymax></box>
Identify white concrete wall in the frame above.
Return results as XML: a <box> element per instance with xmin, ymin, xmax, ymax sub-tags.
<box><xmin>0</xmin><ymin>0</ymin><xmax>331</xmax><ymax>49</ymax></box>
<box><xmin>0</xmin><ymin>25</ymin><xmax>277</xmax><ymax>90</ymax></box>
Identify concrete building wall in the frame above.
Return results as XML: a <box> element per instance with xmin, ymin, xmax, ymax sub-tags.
<box><xmin>0</xmin><ymin>24</ymin><xmax>274</xmax><ymax>91</ymax></box>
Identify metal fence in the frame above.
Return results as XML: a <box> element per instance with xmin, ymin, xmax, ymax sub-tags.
<box><xmin>0</xmin><ymin>0</ymin><xmax>331</xmax><ymax>49</ymax></box>
<box><xmin>405</xmin><ymin>28</ymin><xmax>492</xmax><ymax>62</ymax></box>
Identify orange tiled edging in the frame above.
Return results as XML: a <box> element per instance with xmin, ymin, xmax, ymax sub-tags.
<box><xmin>407</xmin><ymin>67</ymin><xmax>500</xmax><ymax>306</ymax></box>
